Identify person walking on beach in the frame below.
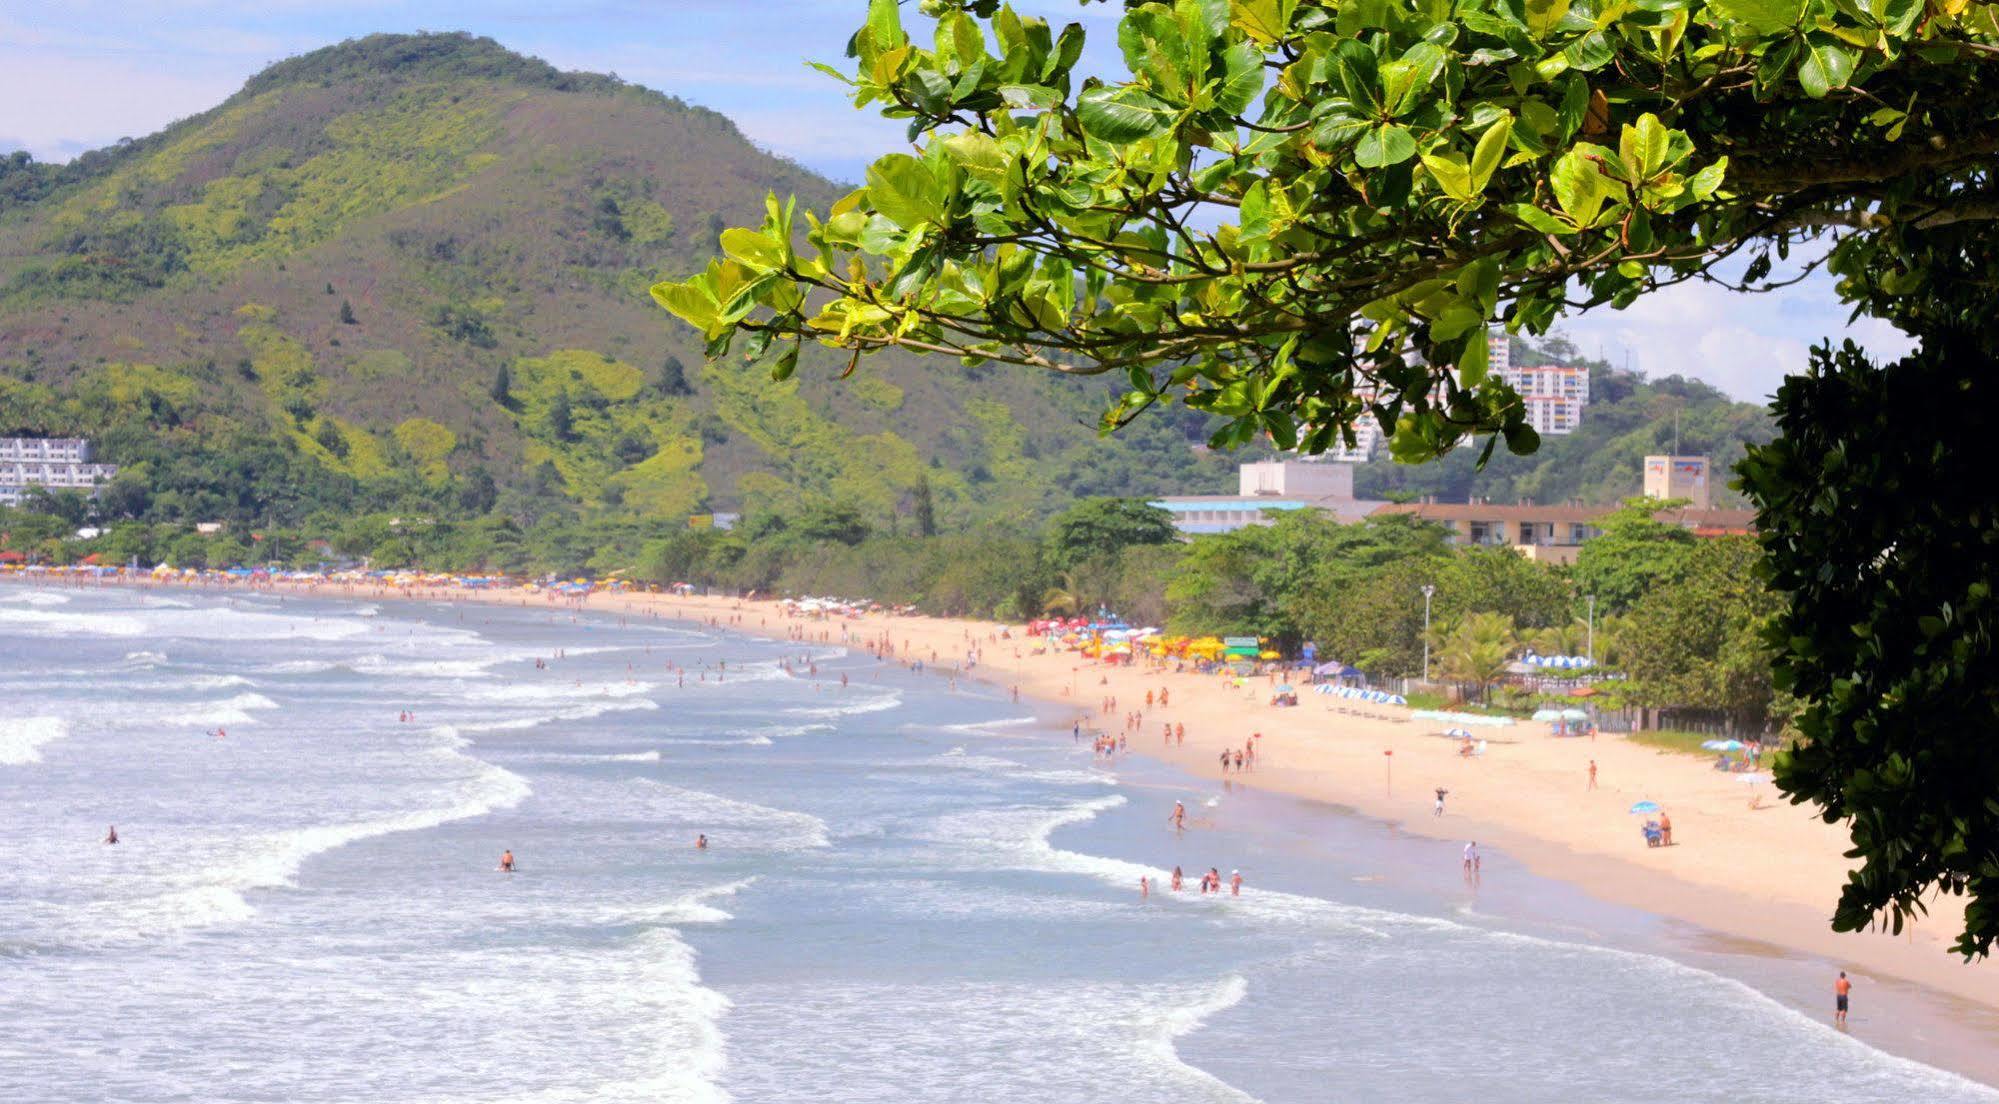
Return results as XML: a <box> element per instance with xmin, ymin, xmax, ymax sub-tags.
<box><xmin>1219</xmin><ymin>749</ymin><xmax>1231</xmax><ymax>774</ymax></box>
<box><xmin>1587</xmin><ymin>760</ymin><xmax>1598</xmax><ymax>790</ymax></box>
<box><xmin>1434</xmin><ymin>788</ymin><xmax>1449</xmax><ymax>816</ymax></box>
<box><xmin>1835</xmin><ymin>971</ymin><xmax>1852</xmax><ymax>1025</ymax></box>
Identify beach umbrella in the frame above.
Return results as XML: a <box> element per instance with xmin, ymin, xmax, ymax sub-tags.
<box><xmin>1315</xmin><ymin>684</ymin><xmax>1335</xmax><ymax>695</ymax></box>
<box><xmin>1560</xmin><ymin>708</ymin><xmax>1588</xmax><ymax>721</ymax></box>
<box><xmin>1274</xmin><ymin>685</ymin><xmax>1295</xmax><ymax>694</ymax></box>
<box><xmin>1701</xmin><ymin>739</ymin><xmax>1746</xmax><ymax>752</ymax></box>
<box><xmin>1445</xmin><ymin>727</ymin><xmax>1474</xmax><ymax>738</ymax></box>
<box><xmin>1387</xmin><ymin>694</ymin><xmax>1408</xmax><ymax>705</ymax></box>
<box><xmin>1629</xmin><ymin>800</ymin><xmax>1661</xmax><ymax>815</ymax></box>
<box><xmin>1737</xmin><ymin>772</ymin><xmax>1772</xmax><ymax>784</ymax></box>
<box><xmin>1531</xmin><ymin>708</ymin><xmax>1562</xmax><ymax>721</ymax></box>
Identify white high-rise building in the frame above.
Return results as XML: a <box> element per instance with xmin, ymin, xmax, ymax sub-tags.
<box><xmin>0</xmin><ymin>438</ymin><xmax>119</xmax><ymax>507</ymax></box>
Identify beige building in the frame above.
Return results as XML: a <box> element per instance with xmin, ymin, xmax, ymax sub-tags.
<box><xmin>1643</xmin><ymin>455</ymin><xmax>1713</xmax><ymax>510</ymax></box>
<box><xmin>1154</xmin><ymin>460</ymin><xmax>1381</xmax><ymax>535</ymax></box>
<box><xmin>1371</xmin><ymin>499</ymin><xmax>1755</xmax><ymax>564</ymax></box>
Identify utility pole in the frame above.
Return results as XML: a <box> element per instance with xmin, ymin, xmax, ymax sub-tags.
<box><xmin>1586</xmin><ymin>594</ymin><xmax>1597</xmax><ymax>666</ymax></box>
<box><xmin>1421</xmin><ymin>584</ymin><xmax>1436</xmax><ymax>682</ymax></box>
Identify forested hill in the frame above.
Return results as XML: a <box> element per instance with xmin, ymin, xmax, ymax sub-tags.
<box><xmin>1354</xmin><ymin>334</ymin><xmax>1775</xmax><ymax>507</ymax></box>
<box><xmin>0</xmin><ymin>33</ymin><xmax>1236</xmax><ymax>531</ymax></box>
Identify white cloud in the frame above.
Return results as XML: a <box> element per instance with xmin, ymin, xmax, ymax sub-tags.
<box><xmin>1552</xmin><ymin>269</ymin><xmax>1919</xmax><ymax>403</ymax></box>
<box><xmin>0</xmin><ymin>51</ymin><xmax>243</xmax><ymax>160</ymax></box>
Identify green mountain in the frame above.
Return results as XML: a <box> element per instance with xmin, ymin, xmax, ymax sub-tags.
<box><xmin>1353</xmin><ymin>334</ymin><xmax>1775</xmax><ymax>507</ymax></box>
<box><xmin>0</xmin><ymin>33</ymin><xmax>1236</xmax><ymax>533</ymax></box>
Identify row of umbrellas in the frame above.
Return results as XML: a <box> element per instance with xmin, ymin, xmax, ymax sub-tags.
<box><xmin>1315</xmin><ymin>685</ymin><xmax>1408</xmax><ymax>705</ymax></box>
<box><xmin>1521</xmin><ymin>653</ymin><xmax>1595</xmax><ymax>669</ymax></box>
<box><xmin>1531</xmin><ymin>708</ymin><xmax>1591</xmax><ymax>722</ymax></box>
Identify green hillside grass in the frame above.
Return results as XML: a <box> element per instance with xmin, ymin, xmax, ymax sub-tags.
<box><xmin>0</xmin><ymin>33</ymin><xmax>1239</xmax><ymax>531</ymax></box>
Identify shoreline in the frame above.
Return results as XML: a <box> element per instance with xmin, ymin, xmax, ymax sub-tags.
<box><xmin>20</xmin><ymin>574</ymin><xmax>1999</xmax><ymax>1084</ymax></box>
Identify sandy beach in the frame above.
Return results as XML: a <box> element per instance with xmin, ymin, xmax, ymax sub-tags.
<box><xmin>51</xmin><ymin>575</ymin><xmax>1998</xmax><ymax>1022</ymax></box>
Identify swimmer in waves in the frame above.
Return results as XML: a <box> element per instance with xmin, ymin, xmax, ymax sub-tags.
<box><xmin>498</xmin><ymin>849</ymin><xmax>515</xmax><ymax>873</ymax></box>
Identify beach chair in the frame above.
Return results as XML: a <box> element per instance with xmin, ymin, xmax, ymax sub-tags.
<box><xmin>1642</xmin><ymin>821</ymin><xmax>1664</xmax><ymax>847</ymax></box>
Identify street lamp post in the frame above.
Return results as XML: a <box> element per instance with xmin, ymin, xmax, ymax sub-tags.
<box><xmin>1420</xmin><ymin>584</ymin><xmax>1436</xmax><ymax>683</ymax></box>
<box><xmin>1586</xmin><ymin>594</ymin><xmax>1597</xmax><ymax>666</ymax></box>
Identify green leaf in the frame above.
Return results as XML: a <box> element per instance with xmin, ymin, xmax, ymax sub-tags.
<box><xmin>770</xmin><ymin>343</ymin><xmax>801</xmax><ymax>382</ymax></box>
<box><xmin>1433</xmin><ymin>303</ymin><xmax>1484</xmax><ymax>342</ymax></box>
<box><xmin>1551</xmin><ymin>147</ymin><xmax>1610</xmax><ymax>227</ymax></box>
<box><xmin>1707</xmin><ymin>0</ymin><xmax>1805</xmax><ymax>33</ymax></box>
<box><xmin>866</xmin><ymin>0</ymin><xmax>908</xmax><ymax>49</ymax></box>
<box><xmin>1077</xmin><ymin>84</ymin><xmax>1180</xmax><ymax>141</ymax></box>
<box><xmin>1456</xmin><ymin>324</ymin><xmax>1491</xmax><ymax>384</ymax></box>
<box><xmin>718</xmin><ymin>227</ymin><xmax>786</xmax><ymax>271</ymax></box>
<box><xmin>865</xmin><ymin>154</ymin><xmax>947</xmax><ymax>230</ymax></box>
<box><xmin>1331</xmin><ymin>41</ymin><xmax>1380</xmax><ymax>111</ymax></box>
<box><xmin>1798</xmin><ymin>37</ymin><xmax>1857</xmax><ymax>99</ymax></box>
<box><xmin>1508</xmin><ymin>202</ymin><xmax>1576</xmax><ymax>235</ymax></box>
<box><xmin>1355</xmin><ymin>123</ymin><xmax>1417</xmax><ymax>168</ymax></box>
<box><xmin>1470</xmin><ymin>114</ymin><xmax>1514</xmax><ymax>192</ymax></box>
<box><xmin>1686</xmin><ymin>155</ymin><xmax>1728</xmax><ymax>200</ymax></box>
<box><xmin>1620</xmin><ymin>113</ymin><xmax>1671</xmax><ymax>178</ymax></box>
<box><xmin>1563</xmin><ymin>31</ymin><xmax>1615</xmax><ymax>71</ymax></box>
<box><xmin>1524</xmin><ymin>0</ymin><xmax>1575</xmax><ymax>36</ymax></box>
<box><xmin>1214</xmin><ymin>40</ymin><xmax>1267</xmax><ymax>115</ymax></box>
<box><xmin>650</xmin><ymin>278</ymin><xmax>720</xmax><ymax>335</ymax></box>
<box><xmin>1384</xmin><ymin>42</ymin><xmax>1447</xmax><ymax>114</ymax></box>
<box><xmin>1421</xmin><ymin>152</ymin><xmax>1476</xmax><ymax>201</ymax></box>
<box><xmin>1229</xmin><ymin>0</ymin><xmax>1297</xmax><ymax>44</ymax></box>
<box><xmin>940</xmin><ymin>131</ymin><xmax>1006</xmax><ymax>174</ymax></box>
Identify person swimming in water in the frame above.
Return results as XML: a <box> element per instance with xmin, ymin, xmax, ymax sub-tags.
<box><xmin>104</xmin><ymin>825</ymin><xmax>118</xmax><ymax>845</ymax></box>
<box><xmin>1171</xmin><ymin>865</ymin><xmax>1184</xmax><ymax>891</ymax></box>
<box><xmin>695</xmin><ymin>834</ymin><xmax>708</xmax><ymax>850</ymax></box>
<box><xmin>499</xmin><ymin>849</ymin><xmax>515</xmax><ymax>872</ymax></box>
<box><xmin>1230</xmin><ymin>870</ymin><xmax>1242</xmax><ymax>896</ymax></box>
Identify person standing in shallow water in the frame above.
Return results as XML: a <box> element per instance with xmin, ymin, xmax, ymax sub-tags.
<box><xmin>1835</xmin><ymin>971</ymin><xmax>1852</xmax><ymax>1026</ymax></box>
<box><xmin>498</xmin><ymin>849</ymin><xmax>515</xmax><ymax>872</ymax></box>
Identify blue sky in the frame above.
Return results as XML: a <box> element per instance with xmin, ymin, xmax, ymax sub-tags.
<box><xmin>0</xmin><ymin>1</ymin><xmax>1914</xmax><ymax>403</ymax></box>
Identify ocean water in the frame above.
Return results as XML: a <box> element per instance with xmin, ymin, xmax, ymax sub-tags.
<box><xmin>1</xmin><ymin>585</ymin><xmax>1994</xmax><ymax>1103</ymax></box>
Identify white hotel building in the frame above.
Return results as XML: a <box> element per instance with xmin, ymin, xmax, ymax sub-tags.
<box><xmin>0</xmin><ymin>438</ymin><xmax>119</xmax><ymax>507</ymax></box>
<box><xmin>1321</xmin><ymin>331</ymin><xmax>1589</xmax><ymax>460</ymax></box>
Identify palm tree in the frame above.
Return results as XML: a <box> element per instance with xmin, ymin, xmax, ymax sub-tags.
<box><xmin>1529</xmin><ymin>619</ymin><xmax>1589</xmax><ymax>658</ymax></box>
<box><xmin>1041</xmin><ymin>571</ymin><xmax>1085</xmax><ymax>616</ymax></box>
<box><xmin>1434</xmin><ymin>612</ymin><xmax>1521</xmax><ymax>703</ymax></box>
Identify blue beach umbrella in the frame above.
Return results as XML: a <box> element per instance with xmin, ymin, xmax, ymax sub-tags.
<box><xmin>1629</xmin><ymin>800</ymin><xmax>1662</xmax><ymax>815</ymax></box>
<box><xmin>1701</xmin><ymin>739</ymin><xmax>1747</xmax><ymax>752</ymax></box>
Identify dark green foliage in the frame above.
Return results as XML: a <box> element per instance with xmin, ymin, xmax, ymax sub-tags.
<box><xmin>1745</xmin><ymin>337</ymin><xmax>1999</xmax><ymax>959</ymax></box>
<box><xmin>490</xmin><ymin>364</ymin><xmax>512</xmax><ymax>406</ymax></box>
<box><xmin>457</xmin><ymin>468</ymin><xmax>498</xmax><ymax>514</ymax></box>
<box><xmin>1572</xmin><ymin>499</ymin><xmax>1699</xmax><ymax>614</ymax></box>
<box><xmin>655</xmin><ymin>355</ymin><xmax>692</xmax><ymax>397</ymax></box>
<box><xmin>1042</xmin><ymin>497</ymin><xmax>1176</xmax><ymax>572</ymax></box>
<box><xmin>1613</xmin><ymin>537</ymin><xmax>1777</xmax><ymax>731</ymax></box>
<box><xmin>542</xmin><ymin>389</ymin><xmax>573</xmax><ymax>441</ymax></box>
<box><xmin>912</xmin><ymin>474</ymin><xmax>936</xmax><ymax>538</ymax></box>
<box><xmin>338</xmin><ymin>299</ymin><xmax>357</xmax><ymax>324</ymax></box>
<box><xmin>429</xmin><ymin>302</ymin><xmax>496</xmax><ymax>348</ymax></box>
